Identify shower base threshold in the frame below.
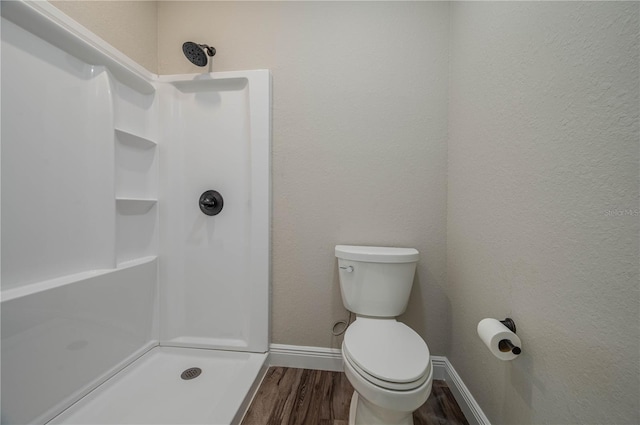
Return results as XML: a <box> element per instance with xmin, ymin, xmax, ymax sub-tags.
<box><xmin>49</xmin><ymin>346</ymin><xmax>268</xmax><ymax>425</ymax></box>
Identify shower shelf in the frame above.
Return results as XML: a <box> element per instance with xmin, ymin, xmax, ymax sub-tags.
<box><xmin>115</xmin><ymin>129</ymin><xmax>156</xmax><ymax>149</ymax></box>
<box><xmin>160</xmin><ymin>74</ymin><xmax>249</xmax><ymax>93</ymax></box>
<box><xmin>116</xmin><ymin>198</ymin><xmax>157</xmax><ymax>214</ymax></box>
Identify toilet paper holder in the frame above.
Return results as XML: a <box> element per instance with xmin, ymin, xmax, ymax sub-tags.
<box><xmin>498</xmin><ymin>318</ymin><xmax>521</xmax><ymax>355</ymax></box>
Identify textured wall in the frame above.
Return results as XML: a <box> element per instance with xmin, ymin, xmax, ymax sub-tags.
<box><xmin>158</xmin><ymin>1</ymin><xmax>451</xmax><ymax>351</ymax></box>
<box><xmin>447</xmin><ymin>2</ymin><xmax>639</xmax><ymax>424</ymax></box>
<box><xmin>49</xmin><ymin>1</ymin><xmax>158</xmax><ymax>73</ymax></box>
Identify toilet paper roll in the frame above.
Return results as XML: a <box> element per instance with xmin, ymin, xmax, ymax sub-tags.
<box><xmin>477</xmin><ymin>318</ymin><xmax>522</xmax><ymax>361</ymax></box>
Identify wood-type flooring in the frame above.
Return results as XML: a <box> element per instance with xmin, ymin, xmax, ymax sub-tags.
<box><xmin>241</xmin><ymin>367</ymin><xmax>469</xmax><ymax>425</ymax></box>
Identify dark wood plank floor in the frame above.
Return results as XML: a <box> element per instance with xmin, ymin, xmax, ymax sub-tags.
<box><xmin>241</xmin><ymin>367</ymin><xmax>469</xmax><ymax>425</ymax></box>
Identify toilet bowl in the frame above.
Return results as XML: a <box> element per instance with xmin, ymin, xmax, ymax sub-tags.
<box><xmin>342</xmin><ymin>317</ymin><xmax>432</xmax><ymax>425</ymax></box>
<box><xmin>344</xmin><ymin>357</ymin><xmax>433</xmax><ymax>425</ymax></box>
<box><xmin>335</xmin><ymin>245</ymin><xmax>432</xmax><ymax>425</ymax></box>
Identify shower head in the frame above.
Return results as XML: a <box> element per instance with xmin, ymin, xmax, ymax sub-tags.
<box><xmin>182</xmin><ymin>42</ymin><xmax>216</xmax><ymax>67</ymax></box>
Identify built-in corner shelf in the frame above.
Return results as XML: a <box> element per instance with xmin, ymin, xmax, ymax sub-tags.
<box><xmin>113</xmin><ymin>128</ymin><xmax>157</xmax><ymax>264</ymax></box>
<box><xmin>115</xmin><ymin>128</ymin><xmax>156</xmax><ymax>149</ymax></box>
<box><xmin>161</xmin><ymin>75</ymin><xmax>248</xmax><ymax>93</ymax></box>
<box><xmin>116</xmin><ymin>198</ymin><xmax>157</xmax><ymax>215</ymax></box>
<box><xmin>114</xmin><ymin>127</ymin><xmax>157</xmax><ymax>199</ymax></box>
<box><xmin>116</xmin><ymin>255</ymin><xmax>157</xmax><ymax>269</ymax></box>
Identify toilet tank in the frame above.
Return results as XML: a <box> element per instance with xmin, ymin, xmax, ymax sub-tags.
<box><xmin>335</xmin><ymin>245</ymin><xmax>419</xmax><ymax>317</ymax></box>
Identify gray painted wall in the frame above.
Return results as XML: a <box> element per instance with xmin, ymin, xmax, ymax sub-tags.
<box><xmin>447</xmin><ymin>2</ymin><xmax>639</xmax><ymax>423</ymax></box>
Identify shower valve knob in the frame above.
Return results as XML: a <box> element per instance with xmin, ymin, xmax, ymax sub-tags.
<box><xmin>199</xmin><ymin>190</ymin><xmax>224</xmax><ymax>216</ymax></box>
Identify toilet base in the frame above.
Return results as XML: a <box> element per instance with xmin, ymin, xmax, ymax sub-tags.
<box><xmin>348</xmin><ymin>392</ymin><xmax>414</xmax><ymax>425</ymax></box>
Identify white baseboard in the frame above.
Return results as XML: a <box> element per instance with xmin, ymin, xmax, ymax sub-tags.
<box><xmin>268</xmin><ymin>345</ymin><xmax>490</xmax><ymax>425</ymax></box>
<box><xmin>269</xmin><ymin>343</ymin><xmax>343</xmax><ymax>371</ymax></box>
<box><xmin>431</xmin><ymin>355</ymin><xmax>449</xmax><ymax>381</ymax></box>
<box><xmin>432</xmin><ymin>356</ymin><xmax>491</xmax><ymax>425</ymax></box>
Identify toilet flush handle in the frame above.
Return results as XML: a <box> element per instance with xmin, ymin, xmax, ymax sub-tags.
<box><xmin>340</xmin><ymin>266</ymin><xmax>354</xmax><ymax>273</ymax></box>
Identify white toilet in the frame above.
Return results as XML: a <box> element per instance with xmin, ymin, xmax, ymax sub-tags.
<box><xmin>335</xmin><ymin>245</ymin><xmax>432</xmax><ymax>425</ymax></box>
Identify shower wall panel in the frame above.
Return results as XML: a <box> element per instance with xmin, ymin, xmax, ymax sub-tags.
<box><xmin>1</xmin><ymin>17</ymin><xmax>115</xmax><ymax>290</ymax></box>
<box><xmin>1</xmin><ymin>259</ymin><xmax>157</xmax><ymax>425</ymax></box>
<box><xmin>158</xmin><ymin>72</ymin><xmax>270</xmax><ymax>353</ymax></box>
<box><xmin>1</xmin><ymin>3</ymin><xmax>160</xmax><ymax>424</ymax></box>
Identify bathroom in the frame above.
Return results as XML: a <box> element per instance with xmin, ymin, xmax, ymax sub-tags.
<box><xmin>1</xmin><ymin>1</ymin><xmax>638</xmax><ymax>425</ymax></box>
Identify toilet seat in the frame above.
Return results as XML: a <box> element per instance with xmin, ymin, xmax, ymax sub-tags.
<box><xmin>343</xmin><ymin>349</ymin><xmax>430</xmax><ymax>391</ymax></box>
<box><xmin>343</xmin><ymin>318</ymin><xmax>430</xmax><ymax>391</ymax></box>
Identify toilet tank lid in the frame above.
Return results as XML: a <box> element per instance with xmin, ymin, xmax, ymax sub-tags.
<box><xmin>335</xmin><ymin>245</ymin><xmax>419</xmax><ymax>263</ymax></box>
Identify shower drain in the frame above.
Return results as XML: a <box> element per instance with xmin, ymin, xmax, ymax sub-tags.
<box><xmin>181</xmin><ymin>367</ymin><xmax>202</xmax><ymax>380</ymax></box>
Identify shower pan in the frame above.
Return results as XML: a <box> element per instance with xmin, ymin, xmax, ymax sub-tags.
<box><xmin>0</xmin><ymin>2</ymin><xmax>270</xmax><ymax>424</ymax></box>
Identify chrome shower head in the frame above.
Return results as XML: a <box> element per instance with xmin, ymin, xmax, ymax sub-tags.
<box><xmin>182</xmin><ymin>42</ymin><xmax>216</xmax><ymax>67</ymax></box>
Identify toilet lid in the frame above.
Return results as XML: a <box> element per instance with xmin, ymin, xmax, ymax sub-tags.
<box><xmin>343</xmin><ymin>318</ymin><xmax>430</xmax><ymax>384</ymax></box>
<box><xmin>343</xmin><ymin>346</ymin><xmax>431</xmax><ymax>391</ymax></box>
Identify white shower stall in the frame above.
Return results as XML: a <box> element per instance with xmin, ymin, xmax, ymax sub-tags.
<box><xmin>0</xmin><ymin>1</ymin><xmax>271</xmax><ymax>424</ymax></box>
